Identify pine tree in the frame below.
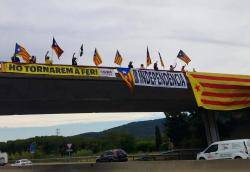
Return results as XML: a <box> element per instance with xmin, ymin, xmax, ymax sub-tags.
<box><xmin>155</xmin><ymin>125</ymin><xmax>162</xmax><ymax>151</ymax></box>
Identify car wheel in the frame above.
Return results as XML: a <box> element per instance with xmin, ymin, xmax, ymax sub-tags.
<box><xmin>234</xmin><ymin>156</ymin><xmax>242</xmax><ymax>160</ymax></box>
<box><xmin>199</xmin><ymin>157</ymin><xmax>205</xmax><ymax>160</ymax></box>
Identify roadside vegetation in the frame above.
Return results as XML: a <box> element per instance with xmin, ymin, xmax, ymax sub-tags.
<box><xmin>1</xmin><ymin>109</ymin><xmax>249</xmax><ymax>161</ymax></box>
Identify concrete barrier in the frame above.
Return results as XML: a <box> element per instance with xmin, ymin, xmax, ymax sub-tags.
<box><xmin>1</xmin><ymin>160</ymin><xmax>250</xmax><ymax>172</ymax></box>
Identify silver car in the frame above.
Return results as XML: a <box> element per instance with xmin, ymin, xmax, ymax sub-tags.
<box><xmin>11</xmin><ymin>159</ymin><xmax>32</xmax><ymax>166</ymax></box>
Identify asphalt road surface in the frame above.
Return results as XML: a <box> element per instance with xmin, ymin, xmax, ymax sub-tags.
<box><xmin>1</xmin><ymin>160</ymin><xmax>250</xmax><ymax>172</ymax></box>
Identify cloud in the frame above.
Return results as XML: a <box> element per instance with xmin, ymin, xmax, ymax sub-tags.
<box><xmin>0</xmin><ymin>112</ymin><xmax>164</xmax><ymax>128</ymax></box>
<box><xmin>0</xmin><ymin>0</ymin><xmax>250</xmax><ymax>74</ymax></box>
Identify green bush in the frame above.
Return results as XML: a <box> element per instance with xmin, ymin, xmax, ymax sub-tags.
<box><xmin>135</xmin><ymin>140</ymin><xmax>155</xmax><ymax>152</ymax></box>
<box><xmin>72</xmin><ymin>149</ymin><xmax>93</xmax><ymax>157</ymax></box>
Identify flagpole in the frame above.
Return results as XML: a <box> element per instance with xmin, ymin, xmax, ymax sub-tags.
<box><xmin>51</xmin><ymin>37</ymin><xmax>54</xmax><ymax>64</ymax></box>
<box><xmin>51</xmin><ymin>48</ymin><xmax>54</xmax><ymax>64</ymax></box>
<box><xmin>146</xmin><ymin>46</ymin><xmax>147</xmax><ymax>69</ymax></box>
<box><xmin>174</xmin><ymin>57</ymin><xmax>178</xmax><ymax>67</ymax></box>
<box><xmin>77</xmin><ymin>49</ymin><xmax>79</xmax><ymax>66</ymax></box>
<box><xmin>79</xmin><ymin>46</ymin><xmax>80</xmax><ymax>58</ymax></box>
<box><xmin>158</xmin><ymin>51</ymin><xmax>164</xmax><ymax>70</ymax></box>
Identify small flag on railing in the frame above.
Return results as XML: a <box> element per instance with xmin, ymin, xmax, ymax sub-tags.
<box><xmin>158</xmin><ymin>52</ymin><xmax>165</xmax><ymax>68</ymax></box>
<box><xmin>114</xmin><ymin>50</ymin><xmax>123</xmax><ymax>65</ymax></box>
<box><xmin>177</xmin><ymin>50</ymin><xmax>191</xmax><ymax>65</ymax></box>
<box><xmin>93</xmin><ymin>48</ymin><xmax>102</xmax><ymax>66</ymax></box>
<box><xmin>146</xmin><ymin>46</ymin><xmax>152</xmax><ymax>67</ymax></box>
<box><xmin>80</xmin><ymin>44</ymin><xmax>83</xmax><ymax>57</ymax></box>
<box><xmin>52</xmin><ymin>37</ymin><xmax>64</xmax><ymax>59</ymax></box>
<box><xmin>14</xmin><ymin>43</ymin><xmax>31</xmax><ymax>63</ymax></box>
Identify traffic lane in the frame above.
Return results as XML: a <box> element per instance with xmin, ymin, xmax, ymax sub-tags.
<box><xmin>1</xmin><ymin>160</ymin><xmax>250</xmax><ymax>172</ymax></box>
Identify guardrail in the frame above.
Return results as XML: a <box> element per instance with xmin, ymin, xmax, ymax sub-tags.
<box><xmin>14</xmin><ymin>149</ymin><xmax>200</xmax><ymax>164</ymax></box>
<box><xmin>129</xmin><ymin>149</ymin><xmax>200</xmax><ymax>161</ymax></box>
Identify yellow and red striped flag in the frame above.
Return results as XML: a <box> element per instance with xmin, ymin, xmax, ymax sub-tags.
<box><xmin>187</xmin><ymin>72</ymin><xmax>250</xmax><ymax>110</ymax></box>
<box><xmin>15</xmin><ymin>43</ymin><xmax>31</xmax><ymax>63</ymax></box>
<box><xmin>114</xmin><ymin>50</ymin><xmax>123</xmax><ymax>65</ymax></box>
<box><xmin>52</xmin><ymin>37</ymin><xmax>64</xmax><ymax>59</ymax></box>
<box><xmin>93</xmin><ymin>48</ymin><xmax>102</xmax><ymax>66</ymax></box>
<box><xmin>158</xmin><ymin>52</ymin><xmax>165</xmax><ymax>68</ymax></box>
<box><xmin>177</xmin><ymin>50</ymin><xmax>191</xmax><ymax>65</ymax></box>
<box><xmin>117</xmin><ymin>67</ymin><xmax>135</xmax><ymax>92</ymax></box>
<box><xmin>146</xmin><ymin>46</ymin><xmax>152</xmax><ymax>67</ymax></box>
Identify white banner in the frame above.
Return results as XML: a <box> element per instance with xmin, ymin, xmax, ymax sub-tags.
<box><xmin>133</xmin><ymin>69</ymin><xmax>188</xmax><ymax>89</ymax></box>
<box><xmin>99</xmin><ymin>68</ymin><xmax>116</xmax><ymax>78</ymax></box>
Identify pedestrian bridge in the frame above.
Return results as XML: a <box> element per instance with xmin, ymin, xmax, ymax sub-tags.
<box><xmin>4</xmin><ymin>62</ymin><xmax>250</xmax><ymax>144</ymax></box>
<box><xmin>0</xmin><ymin>63</ymin><xmax>196</xmax><ymax>115</ymax></box>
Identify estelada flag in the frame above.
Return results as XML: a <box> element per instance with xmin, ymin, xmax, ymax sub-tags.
<box><xmin>52</xmin><ymin>37</ymin><xmax>64</xmax><ymax>58</ymax></box>
<box><xmin>80</xmin><ymin>44</ymin><xmax>83</xmax><ymax>57</ymax></box>
<box><xmin>158</xmin><ymin>52</ymin><xmax>165</xmax><ymax>68</ymax></box>
<box><xmin>93</xmin><ymin>48</ymin><xmax>102</xmax><ymax>66</ymax></box>
<box><xmin>187</xmin><ymin>72</ymin><xmax>250</xmax><ymax>110</ymax></box>
<box><xmin>114</xmin><ymin>50</ymin><xmax>123</xmax><ymax>65</ymax></box>
<box><xmin>177</xmin><ymin>50</ymin><xmax>191</xmax><ymax>65</ymax></box>
<box><xmin>146</xmin><ymin>46</ymin><xmax>152</xmax><ymax>67</ymax></box>
<box><xmin>15</xmin><ymin>43</ymin><xmax>31</xmax><ymax>63</ymax></box>
<box><xmin>117</xmin><ymin>67</ymin><xmax>135</xmax><ymax>92</ymax></box>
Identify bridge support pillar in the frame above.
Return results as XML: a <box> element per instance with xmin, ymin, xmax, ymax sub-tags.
<box><xmin>202</xmin><ymin>110</ymin><xmax>220</xmax><ymax>145</ymax></box>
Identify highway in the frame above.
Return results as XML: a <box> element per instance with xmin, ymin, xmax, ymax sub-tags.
<box><xmin>1</xmin><ymin>160</ymin><xmax>250</xmax><ymax>172</ymax></box>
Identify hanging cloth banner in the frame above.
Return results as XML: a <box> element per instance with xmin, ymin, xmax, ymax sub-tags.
<box><xmin>133</xmin><ymin>69</ymin><xmax>188</xmax><ymax>89</ymax></box>
<box><xmin>1</xmin><ymin>62</ymin><xmax>115</xmax><ymax>78</ymax></box>
<box><xmin>187</xmin><ymin>72</ymin><xmax>250</xmax><ymax>110</ymax></box>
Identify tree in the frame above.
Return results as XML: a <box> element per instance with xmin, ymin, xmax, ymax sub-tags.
<box><xmin>119</xmin><ymin>134</ymin><xmax>135</xmax><ymax>153</ymax></box>
<box><xmin>186</xmin><ymin>111</ymin><xmax>207</xmax><ymax>148</ymax></box>
<box><xmin>155</xmin><ymin>125</ymin><xmax>162</xmax><ymax>151</ymax></box>
<box><xmin>136</xmin><ymin>140</ymin><xmax>154</xmax><ymax>152</ymax></box>
<box><xmin>164</xmin><ymin>112</ymin><xmax>189</xmax><ymax>148</ymax></box>
<box><xmin>164</xmin><ymin>111</ymin><xmax>206</xmax><ymax>149</ymax></box>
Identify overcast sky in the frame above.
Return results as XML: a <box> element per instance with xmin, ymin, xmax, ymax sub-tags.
<box><xmin>1</xmin><ymin>0</ymin><xmax>250</xmax><ymax>74</ymax></box>
<box><xmin>0</xmin><ymin>0</ymin><xmax>250</xmax><ymax>141</ymax></box>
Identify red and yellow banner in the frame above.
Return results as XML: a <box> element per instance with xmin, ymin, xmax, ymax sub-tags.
<box><xmin>187</xmin><ymin>72</ymin><xmax>250</xmax><ymax>110</ymax></box>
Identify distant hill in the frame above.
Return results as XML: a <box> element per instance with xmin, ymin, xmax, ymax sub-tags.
<box><xmin>80</xmin><ymin>118</ymin><xmax>166</xmax><ymax>139</ymax></box>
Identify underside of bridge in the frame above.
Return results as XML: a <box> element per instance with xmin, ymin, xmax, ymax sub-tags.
<box><xmin>0</xmin><ymin>73</ymin><xmax>197</xmax><ymax>115</ymax></box>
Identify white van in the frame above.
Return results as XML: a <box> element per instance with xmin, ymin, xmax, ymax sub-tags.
<box><xmin>197</xmin><ymin>139</ymin><xmax>250</xmax><ymax>160</ymax></box>
<box><xmin>0</xmin><ymin>152</ymin><xmax>8</xmax><ymax>166</ymax></box>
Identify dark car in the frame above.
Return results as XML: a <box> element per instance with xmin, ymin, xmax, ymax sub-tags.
<box><xmin>96</xmin><ymin>149</ymin><xmax>128</xmax><ymax>162</ymax></box>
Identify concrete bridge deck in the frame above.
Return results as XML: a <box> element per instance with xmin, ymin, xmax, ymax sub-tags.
<box><xmin>0</xmin><ymin>72</ymin><xmax>197</xmax><ymax>115</ymax></box>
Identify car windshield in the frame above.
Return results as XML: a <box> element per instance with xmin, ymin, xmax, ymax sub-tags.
<box><xmin>102</xmin><ymin>151</ymin><xmax>113</xmax><ymax>156</ymax></box>
<box><xmin>119</xmin><ymin>149</ymin><xmax>127</xmax><ymax>155</ymax></box>
<box><xmin>205</xmin><ymin>144</ymin><xmax>218</xmax><ymax>153</ymax></box>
